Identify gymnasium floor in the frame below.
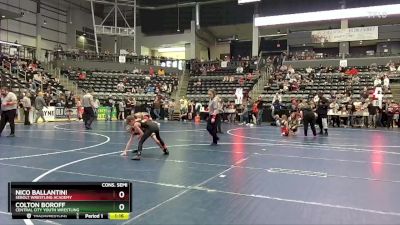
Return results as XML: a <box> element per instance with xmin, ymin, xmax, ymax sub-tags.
<box><xmin>1</xmin><ymin>120</ymin><xmax>400</xmax><ymax>225</ymax></box>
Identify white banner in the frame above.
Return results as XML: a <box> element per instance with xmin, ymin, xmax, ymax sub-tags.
<box><xmin>339</xmin><ymin>60</ymin><xmax>348</xmax><ymax>68</ymax></box>
<box><xmin>119</xmin><ymin>55</ymin><xmax>126</xmax><ymax>63</ymax></box>
<box><xmin>221</xmin><ymin>61</ymin><xmax>228</xmax><ymax>68</ymax></box>
<box><xmin>42</xmin><ymin>107</ymin><xmax>56</xmax><ymax>121</ymax></box>
<box><xmin>311</xmin><ymin>26</ymin><xmax>378</xmax><ymax>43</ymax></box>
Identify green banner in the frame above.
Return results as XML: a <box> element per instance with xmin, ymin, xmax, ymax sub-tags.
<box><xmin>97</xmin><ymin>107</ymin><xmax>117</xmax><ymax>121</ymax></box>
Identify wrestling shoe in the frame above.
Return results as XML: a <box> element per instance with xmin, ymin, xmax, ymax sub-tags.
<box><xmin>131</xmin><ymin>152</ymin><xmax>141</xmax><ymax>160</ymax></box>
<box><xmin>163</xmin><ymin>148</ymin><xmax>169</xmax><ymax>155</ymax></box>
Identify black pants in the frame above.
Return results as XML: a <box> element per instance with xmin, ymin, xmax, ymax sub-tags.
<box><xmin>317</xmin><ymin>115</ymin><xmax>327</xmax><ymax>132</ymax></box>
<box><xmin>0</xmin><ymin>109</ymin><xmax>17</xmax><ymax>135</ymax></box>
<box><xmin>207</xmin><ymin>115</ymin><xmax>220</xmax><ymax>144</ymax></box>
<box><xmin>217</xmin><ymin>115</ymin><xmax>222</xmax><ymax>133</ymax></box>
<box><xmin>83</xmin><ymin>107</ymin><xmax>95</xmax><ymax>128</ymax></box>
<box><xmin>24</xmin><ymin>108</ymin><xmax>31</xmax><ymax>125</ymax></box>
<box><xmin>136</xmin><ymin>123</ymin><xmax>165</xmax><ymax>154</ymax></box>
<box><xmin>387</xmin><ymin>114</ymin><xmax>394</xmax><ymax>128</ymax></box>
<box><xmin>331</xmin><ymin>116</ymin><xmax>340</xmax><ymax>127</ymax></box>
<box><xmin>303</xmin><ymin>112</ymin><xmax>316</xmax><ymax>136</ymax></box>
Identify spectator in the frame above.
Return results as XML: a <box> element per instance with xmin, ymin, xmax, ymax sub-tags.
<box><xmin>105</xmin><ymin>95</ymin><xmax>115</xmax><ymax>121</ymax></box>
<box><xmin>345</xmin><ymin>67</ymin><xmax>359</xmax><ymax>76</ymax></box>
<box><xmin>93</xmin><ymin>96</ymin><xmax>100</xmax><ymax>119</ymax></box>
<box><xmin>28</xmin><ymin>79</ymin><xmax>37</xmax><ymax>93</ymax></box>
<box><xmin>305</xmin><ymin>66</ymin><xmax>313</xmax><ymax>74</ymax></box>
<box><xmin>78</xmin><ymin>71</ymin><xmax>86</xmax><ymax>80</ymax></box>
<box><xmin>0</xmin><ymin>87</ymin><xmax>18</xmax><ymax>137</ymax></box>
<box><xmin>272</xmin><ymin>91</ymin><xmax>282</xmax><ymax>104</ymax></box>
<box><xmin>118</xmin><ymin>99</ymin><xmax>126</xmax><ymax>120</ymax></box>
<box><xmin>149</xmin><ymin>67</ymin><xmax>155</xmax><ymax>76</ymax></box>
<box><xmin>200</xmin><ymin>65</ymin><xmax>207</xmax><ymax>75</ymax></box>
<box><xmin>361</xmin><ymin>87</ymin><xmax>369</xmax><ymax>100</ymax></box>
<box><xmin>287</xmin><ymin>65</ymin><xmax>295</xmax><ymax>74</ymax></box>
<box><xmin>383</xmin><ymin>75</ymin><xmax>390</xmax><ymax>91</ymax></box>
<box><xmin>153</xmin><ymin>95</ymin><xmax>162</xmax><ymax>120</ymax></box>
<box><xmin>195</xmin><ymin>101</ymin><xmax>202</xmax><ymax>116</ymax></box>
<box><xmin>34</xmin><ymin>92</ymin><xmax>48</xmax><ymax>123</ymax></box>
<box><xmin>187</xmin><ymin>101</ymin><xmax>195</xmax><ymax>120</ymax></box>
<box><xmin>367</xmin><ymin>99</ymin><xmax>376</xmax><ymax>128</ymax></box>
<box><xmin>227</xmin><ymin>101</ymin><xmax>236</xmax><ymax>124</ymax></box>
<box><xmin>236</xmin><ymin>65</ymin><xmax>244</xmax><ymax>74</ymax></box>
<box><xmin>389</xmin><ymin>63</ymin><xmax>397</xmax><ymax>72</ymax></box>
<box><xmin>65</xmin><ymin>94</ymin><xmax>75</xmax><ymax>121</ymax></box>
<box><xmin>374</xmin><ymin>76</ymin><xmax>382</xmax><ymax>87</ymax></box>
<box><xmin>21</xmin><ymin>92</ymin><xmax>32</xmax><ymax>126</ymax></box>
<box><xmin>194</xmin><ymin>78</ymin><xmax>202</xmax><ymax>86</ymax></box>
<box><xmin>117</xmin><ymin>82</ymin><xmax>125</xmax><ymax>92</ymax></box>
<box><xmin>157</xmin><ymin>68</ymin><xmax>165</xmax><ymax>76</ymax></box>
<box><xmin>168</xmin><ymin>99</ymin><xmax>175</xmax><ymax>121</ymax></box>
<box><xmin>329</xmin><ymin>99</ymin><xmax>340</xmax><ymax>127</ymax></box>
<box><xmin>179</xmin><ymin>97</ymin><xmax>188</xmax><ymax>120</ymax></box>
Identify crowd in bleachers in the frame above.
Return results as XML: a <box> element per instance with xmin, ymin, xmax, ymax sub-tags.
<box><xmin>59</xmin><ymin>66</ymin><xmax>180</xmax><ymax>121</ymax></box>
<box><xmin>0</xmin><ymin>53</ymin><xmax>77</xmax><ymax>125</ymax></box>
<box><xmin>1</xmin><ymin>54</ymin><xmax>69</xmax><ymax>107</ymax></box>
<box><xmin>3</xmin><ymin>47</ymin><xmax>400</xmax><ymax>129</ymax></box>
<box><xmin>286</xmin><ymin>51</ymin><xmax>400</xmax><ymax>61</ymax></box>
<box><xmin>262</xmin><ymin>62</ymin><xmax>400</xmax><ymax>128</ymax></box>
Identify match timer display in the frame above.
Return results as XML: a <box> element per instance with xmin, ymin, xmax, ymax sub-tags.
<box><xmin>8</xmin><ymin>182</ymin><xmax>132</xmax><ymax>220</ymax></box>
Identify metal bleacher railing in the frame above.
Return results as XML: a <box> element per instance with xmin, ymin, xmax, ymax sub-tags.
<box><xmin>44</xmin><ymin>62</ymin><xmax>79</xmax><ymax>95</ymax></box>
<box><xmin>54</xmin><ymin>51</ymin><xmax>186</xmax><ymax>70</ymax></box>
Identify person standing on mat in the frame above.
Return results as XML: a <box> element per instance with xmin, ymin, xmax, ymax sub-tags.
<box><xmin>316</xmin><ymin>92</ymin><xmax>329</xmax><ymax>135</ymax></box>
<box><xmin>34</xmin><ymin>92</ymin><xmax>47</xmax><ymax>123</ymax></box>
<box><xmin>82</xmin><ymin>90</ymin><xmax>95</xmax><ymax>130</ymax></box>
<box><xmin>131</xmin><ymin>113</ymin><xmax>168</xmax><ymax>160</ymax></box>
<box><xmin>301</xmin><ymin>101</ymin><xmax>317</xmax><ymax>137</ymax></box>
<box><xmin>0</xmin><ymin>87</ymin><xmax>18</xmax><ymax>137</ymax></box>
<box><xmin>21</xmin><ymin>92</ymin><xmax>32</xmax><ymax>125</ymax></box>
<box><xmin>207</xmin><ymin>89</ymin><xmax>220</xmax><ymax>145</ymax></box>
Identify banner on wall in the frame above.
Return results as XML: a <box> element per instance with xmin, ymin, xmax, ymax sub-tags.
<box><xmin>42</xmin><ymin>107</ymin><xmax>56</xmax><ymax>121</ymax></box>
<box><xmin>96</xmin><ymin>106</ymin><xmax>117</xmax><ymax>120</ymax></box>
<box><xmin>54</xmin><ymin>107</ymin><xmax>78</xmax><ymax>119</ymax></box>
<box><xmin>119</xmin><ymin>55</ymin><xmax>126</xmax><ymax>63</ymax></box>
<box><xmin>221</xmin><ymin>61</ymin><xmax>228</xmax><ymax>68</ymax></box>
<box><xmin>311</xmin><ymin>26</ymin><xmax>378</xmax><ymax>43</ymax></box>
<box><xmin>18</xmin><ymin>107</ymin><xmax>117</xmax><ymax>122</ymax></box>
<box><xmin>339</xmin><ymin>59</ymin><xmax>348</xmax><ymax>68</ymax></box>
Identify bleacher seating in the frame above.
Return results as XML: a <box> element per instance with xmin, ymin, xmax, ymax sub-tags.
<box><xmin>0</xmin><ymin>72</ymin><xmax>28</xmax><ymax>93</ymax></box>
<box><xmin>1</xmin><ymin>58</ymin><xmax>67</xmax><ymax>95</ymax></box>
<box><xmin>186</xmin><ymin>67</ymin><xmax>260</xmax><ymax>104</ymax></box>
<box><xmin>64</xmin><ymin>71</ymin><xmax>179</xmax><ymax>105</ymax></box>
<box><xmin>262</xmin><ymin>65</ymin><xmax>394</xmax><ymax>104</ymax></box>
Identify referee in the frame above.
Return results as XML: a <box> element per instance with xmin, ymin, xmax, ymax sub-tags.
<box><xmin>82</xmin><ymin>90</ymin><xmax>95</xmax><ymax>130</ymax></box>
<box><xmin>0</xmin><ymin>87</ymin><xmax>18</xmax><ymax>137</ymax></box>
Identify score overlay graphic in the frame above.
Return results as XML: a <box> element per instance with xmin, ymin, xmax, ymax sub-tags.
<box><xmin>8</xmin><ymin>182</ymin><xmax>132</xmax><ymax>220</ymax></box>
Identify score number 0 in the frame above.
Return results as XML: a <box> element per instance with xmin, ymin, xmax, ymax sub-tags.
<box><xmin>119</xmin><ymin>191</ymin><xmax>125</xmax><ymax>211</ymax></box>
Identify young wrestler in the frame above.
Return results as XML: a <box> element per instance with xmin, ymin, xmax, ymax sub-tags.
<box><xmin>288</xmin><ymin>111</ymin><xmax>300</xmax><ymax>135</ymax></box>
<box><xmin>121</xmin><ymin>115</ymin><xmax>164</xmax><ymax>156</ymax></box>
<box><xmin>131</xmin><ymin>112</ymin><xmax>169</xmax><ymax>160</ymax></box>
<box><xmin>280</xmin><ymin>115</ymin><xmax>289</xmax><ymax>136</ymax></box>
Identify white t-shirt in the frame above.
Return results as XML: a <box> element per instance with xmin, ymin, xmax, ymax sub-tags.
<box><xmin>384</xmin><ymin>78</ymin><xmax>390</xmax><ymax>87</ymax></box>
<box><xmin>1</xmin><ymin>92</ymin><xmax>18</xmax><ymax>111</ymax></box>
<box><xmin>374</xmin><ymin>79</ymin><xmax>381</xmax><ymax>86</ymax></box>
